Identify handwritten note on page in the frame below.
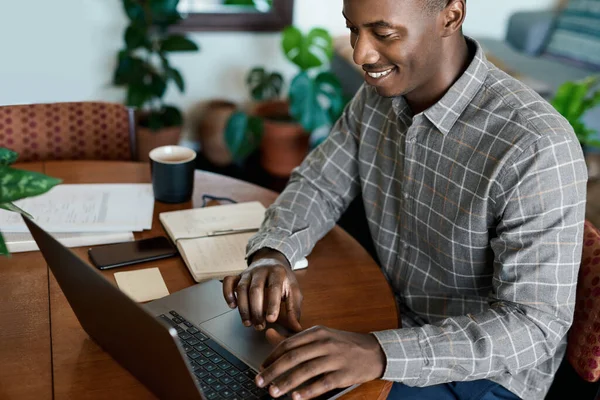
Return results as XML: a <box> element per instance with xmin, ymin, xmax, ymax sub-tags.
<box><xmin>0</xmin><ymin>184</ymin><xmax>154</xmax><ymax>233</ymax></box>
<box><xmin>177</xmin><ymin>232</ymin><xmax>255</xmax><ymax>282</ymax></box>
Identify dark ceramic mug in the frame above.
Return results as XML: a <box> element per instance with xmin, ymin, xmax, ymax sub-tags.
<box><xmin>149</xmin><ymin>145</ymin><xmax>197</xmax><ymax>204</ymax></box>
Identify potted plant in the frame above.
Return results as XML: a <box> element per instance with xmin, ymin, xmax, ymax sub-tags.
<box><xmin>551</xmin><ymin>75</ymin><xmax>600</xmax><ymax>178</ymax></box>
<box><xmin>225</xmin><ymin>26</ymin><xmax>346</xmax><ymax>177</ymax></box>
<box><xmin>113</xmin><ymin>0</ymin><xmax>200</xmax><ymax>161</ymax></box>
<box><xmin>0</xmin><ymin>148</ymin><xmax>62</xmax><ymax>256</ymax></box>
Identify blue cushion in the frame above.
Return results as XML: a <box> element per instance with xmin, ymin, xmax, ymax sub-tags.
<box><xmin>544</xmin><ymin>0</ymin><xmax>600</xmax><ymax>69</ymax></box>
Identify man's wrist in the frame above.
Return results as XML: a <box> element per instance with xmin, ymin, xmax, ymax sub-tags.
<box><xmin>369</xmin><ymin>333</ymin><xmax>387</xmax><ymax>379</ymax></box>
<box><xmin>248</xmin><ymin>248</ymin><xmax>292</xmax><ymax>270</ymax></box>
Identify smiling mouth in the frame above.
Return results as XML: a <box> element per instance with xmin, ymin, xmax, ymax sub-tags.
<box><xmin>366</xmin><ymin>68</ymin><xmax>394</xmax><ymax>79</ymax></box>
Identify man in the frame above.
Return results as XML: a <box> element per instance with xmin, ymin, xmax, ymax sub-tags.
<box><xmin>222</xmin><ymin>0</ymin><xmax>589</xmax><ymax>399</ymax></box>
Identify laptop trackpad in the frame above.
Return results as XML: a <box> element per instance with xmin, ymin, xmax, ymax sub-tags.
<box><xmin>200</xmin><ymin>310</ymin><xmax>275</xmax><ymax>371</ymax></box>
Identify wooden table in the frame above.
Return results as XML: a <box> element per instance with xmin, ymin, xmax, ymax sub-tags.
<box><xmin>1</xmin><ymin>161</ymin><xmax>398</xmax><ymax>400</ymax></box>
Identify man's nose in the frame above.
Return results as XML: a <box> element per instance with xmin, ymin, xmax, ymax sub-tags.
<box><xmin>352</xmin><ymin>33</ymin><xmax>379</xmax><ymax>67</ymax></box>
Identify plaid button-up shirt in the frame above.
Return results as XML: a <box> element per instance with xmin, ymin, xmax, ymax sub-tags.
<box><xmin>247</xmin><ymin>39</ymin><xmax>588</xmax><ymax>399</ymax></box>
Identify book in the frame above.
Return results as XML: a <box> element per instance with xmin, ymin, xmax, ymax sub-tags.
<box><xmin>4</xmin><ymin>231</ymin><xmax>134</xmax><ymax>253</ymax></box>
<box><xmin>159</xmin><ymin>202</ymin><xmax>307</xmax><ymax>282</ymax></box>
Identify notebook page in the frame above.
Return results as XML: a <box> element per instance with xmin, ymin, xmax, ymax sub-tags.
<box><xmin>159</xmin><ymin>202</ymin><xmax>266</xmax><ymax>241</ymax></box>
<box><xmin>178</xmin><ymin>232</ymin><xmax>255</xmax><ymax>281</ymax></box>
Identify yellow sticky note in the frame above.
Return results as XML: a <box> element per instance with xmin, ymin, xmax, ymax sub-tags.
<box><xmin>114</xmin><ymin>267</ymin><xmax>170</xmax><ymax>303</ymax></box>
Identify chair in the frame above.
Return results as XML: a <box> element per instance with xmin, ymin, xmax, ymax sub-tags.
<box><xmin>0</xmin><ymin>102</ymin><xmax>137</xmax><ymax>162</ymax></box>
<box><xmin>546</xmin><ymin>220</ymin><xmax>600</xmax><ymax>399</ymax></box>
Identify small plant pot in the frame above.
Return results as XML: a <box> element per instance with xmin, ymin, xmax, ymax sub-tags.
<box><xmin>136</xmin><ymin>125</ymin><xmax>182</xmax><ymax>162</ymax></box>
<box><xmin>198</xmin><ymin>100</ymin><xmax>237</xmax><ymax>167</ymax></box>
<box><xmin>254</xmin><ymin>100</ymin><xmax>309</xmax><ymax>178</ymax></box>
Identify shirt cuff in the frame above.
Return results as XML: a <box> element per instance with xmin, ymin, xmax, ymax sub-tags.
<box><xmin>246</xmin><ymin>230</ymin><xmax>303</xmax><ymax>268</ymax></box>
<box><xmin>372</xmin><ymin>328</ymin><xmax>427</xmax><ymax>385</ymax></box>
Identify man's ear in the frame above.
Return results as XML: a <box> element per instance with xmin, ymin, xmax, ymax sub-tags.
<box><xmin>439</xmin><ymin>0</ymin><xmax>466</xmax><ymax>37</ymax></box>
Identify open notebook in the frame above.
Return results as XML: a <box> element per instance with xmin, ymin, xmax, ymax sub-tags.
<box><xmin>159</xmin><ymin>202</ymin><xmax>307</xmax><ymax>282</ymax></box>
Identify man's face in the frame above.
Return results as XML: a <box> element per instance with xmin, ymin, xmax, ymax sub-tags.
<box><xmin>343</xmin><ymin>0</ymin><xmax>444</xmax><ymax>98</ymax></box>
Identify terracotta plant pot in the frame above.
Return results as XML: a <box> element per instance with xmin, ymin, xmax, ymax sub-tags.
<box><xmin>136</xmin><ymin>125</ymin><xmax>182</xmax><ymax>162</ymax></box>
<box><xmin>197</xmin><ymin>100</ymin><xmax>237</xmax><ymax>167</ymax></box>
<box><xmin>254</xmin><ymin>100</ymin><xmax>309</xmax><ymax>178</ymax></box>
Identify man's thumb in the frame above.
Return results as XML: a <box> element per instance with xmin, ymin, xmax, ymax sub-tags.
<box><xmin>265</xmin><ymin>328</ymin><xmax>286</xmax><ymax>346</ymax></box>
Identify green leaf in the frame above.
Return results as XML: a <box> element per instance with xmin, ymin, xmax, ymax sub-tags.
<box><xmin>149</xmin><ymin>0</ymin><xmax>181</xmax><ymax>25</ymax></box>
<box><xmin>147</xmin><ymin>112</ymin><xmax>165</xmax><ymax>131</ymax></box>
<box><xmin>113</xmin><ymin>51</ymin><xmax>147</xmax><ymax>86</ymax></box>
<box><xmin>126</xmin><ymin>84</ymin><xmax>151</xmax><ymax>108</ymax></box>
<box><xmin>0</xmin><ymin>166</ymin><xmax>62</xmax><ymax>204</ymax></box>
<box><xmin>162</xmin><ymin>105</ymin><xmax>183</xmax><ymax>128</ymax></box>
<box><xmin>584</xmin><ymin>138</ymin><xmax>600</xmax><ymax>149</ymax></box>
<box><xmin>168</xmin><ymin>67</ymin><xmax>185</xmax><ymax>92</ymax></box>
<box><xmin>289</xmin><ymin>71</ymin><xmax>344</xmax><ymax>133</ymax></box>
<box><xmin>0</xmin><ymin>148</ymin><xmax>18</xmax><ymax>166</ymax></box>
<box><xmin>0</xmin><ymin>232</ymin><xmax>8</xmax><ymax>257</ymax></box>
<box><xmin>149</xmin><ymin>72</ymin><xmax>168</xmax><ymax>98</ymax></box>
<box><xmin>246</xmin><ymin>67</ymin><xmax>283</xmax><ymax>101</ymax></box>
<box><xmin>123</xmin><ymin>0</ymin><xmax>146</xmax><ymax>24</ymax></box>
<box><xmin>124</xmin><ymin>23</ymin><xmax>148</xmax><ymax>50</ymax></box>
<box><xmin>160</xmin><ymin>35</ymin><xmax>199</xmax><ymax>52</ymax></box>
<box><xmin>224</xmin><ymin>112</ymin><xmax>263</xmax><ymax>162</ymax></box>
<box><xmin>315</xmin><ymin>71</ymin><xmax>344</xmax><ymax>122</ymax></box>
<box><xmin>0</xmin><ymin>202</ymin><xmax>33</xmax><ymax>218</ymax></box>
<box><xmin>282</xmin><ymin>26</ymin><xmax>333</xmax><ymax>71</ymax></box>
<box><xmin>583</xmin><ymin>90</ymin><xmax>600</xmax><ymax>112</ymax></box>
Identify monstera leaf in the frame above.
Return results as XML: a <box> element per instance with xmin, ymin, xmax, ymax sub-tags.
<box><xmin>224</xmin><ymin>112</ymin><xmax>264</xmax><ymax>163</ymax></box>
<box><xmin>289</xmin><ymin>71</ymin><xmax>344</xmax><ymax>133</ymax></box>
<box><xmin>246</xmin><ymin>67</ymin><xmax>284</xmax><ymax>101</ymax></box>
<box><xmin>282</xmin><ymin>27</ymin><xmax>334</xmax><ymax>71</ymax></box>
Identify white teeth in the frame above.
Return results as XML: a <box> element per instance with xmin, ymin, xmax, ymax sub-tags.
<box><xmin>367</xmin><ymin>69</ymin><xmax>393</xmax><ymax>79</ymax></box>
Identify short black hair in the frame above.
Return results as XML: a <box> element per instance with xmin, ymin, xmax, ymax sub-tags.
<box><xmin>425</xmin><ymin>0</ymin><xmax>464</xmax><ymax>13</ymax></box>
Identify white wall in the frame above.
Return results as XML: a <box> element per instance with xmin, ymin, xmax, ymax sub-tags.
<box><xmin>0</xmin><ymin>0</ymin><xmax>559</xmax><ymax>109</ymax></box>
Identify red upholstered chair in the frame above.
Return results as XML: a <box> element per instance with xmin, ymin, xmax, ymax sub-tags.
<box><xmin>546</xmin><ymin>220</ymin><xmax>600</xmax><ymax>399</ymax></box>
<box><xmin>0</xmin><ymin>102</ymin><xmax>136</xmax><ymax>162</ymax></box>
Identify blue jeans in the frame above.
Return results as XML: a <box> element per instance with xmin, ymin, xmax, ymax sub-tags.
<box><xmin>388</xmin><ymin>380</ymin><xmax>521</xmax><ymax>400</ymax></box>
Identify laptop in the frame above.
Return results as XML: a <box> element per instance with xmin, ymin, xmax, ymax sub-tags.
<box><xmin>24</xmin><ymin>216</ymin><xmax>354</xmax><ymax>400</ymax></box>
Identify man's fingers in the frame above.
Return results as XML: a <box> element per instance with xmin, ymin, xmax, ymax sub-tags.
<box><xmin>222</xmin><ymin>275</ymin><xmax>240</xmax><ymax>308</ymax></box>
<box><xmin>258</xmin><ymin>343</ymin><xmax>331</xmax><ymax>391</ymax></box>
<box><xmin>286</xmin><ymin>285</ymin><xmax>303</xmax><ymax>333</ymax></box>
<box><xmin>235</xmin><ymin>274</ymin><xmax>252</xmax><ymax>327</ymax></box>
<box><xmin>290</xmin><ymin>371</ymin><xmax>346</xmax><ymax>400</ymax></box>
<box><xmin>266</xmin><ymin>272</ymin><xmax>284</xmax><ymax>323</ymax></box>
<box><xmin>262</xmin><ymin>326</ymin><xmax>327</xmax><ymax>369</ymax></box>
<box><xmin>265</xmin><ymin>327</ymin><xmax>287</xmax><ymax>347</ymax></box>
<box><xmin>249</xmin><ymin>270</ymin><xmax>269</xmax><ymax>329</ymax></box>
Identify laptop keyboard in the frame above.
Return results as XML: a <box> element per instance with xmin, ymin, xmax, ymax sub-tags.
<box><xmin>158</xmin><ymin>311</ymin><xmax>274</xmax><ymax>400</ymax></box>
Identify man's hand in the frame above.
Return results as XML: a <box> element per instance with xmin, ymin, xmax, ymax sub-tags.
<box><xmin>255</xmin><ymin>326</ymin><xmax>386</xmax><ymax>400</ymax></box>
<box><xmin>222</xmin><ymin>248</ymin><xmax>303</xmax><ymax>332</ymax></box>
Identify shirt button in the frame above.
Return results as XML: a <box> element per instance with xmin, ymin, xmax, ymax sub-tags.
<box><xmin>403</xmin><ymin>242</ymin><xmax>409</xmax><ymax>249</ymax></box>
<box><xmin>403</xmin><ymin>192</ymin><xmax>409</xmax><ymax>199</ymax></box>
<box><xmin>408</xmin><ymin>137</ymin><xmax>416</xmax><ymax>143</ymax></box>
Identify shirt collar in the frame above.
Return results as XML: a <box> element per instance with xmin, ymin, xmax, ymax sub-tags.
<box><xmin>424</xmin><ymin>38</ymin><xmax>488</xmax><ymax>135</ymax></box>
<box><xmin>392</xmin><ymin>37</ymin><xmax>488</xmax><ymax>135</ymax></box>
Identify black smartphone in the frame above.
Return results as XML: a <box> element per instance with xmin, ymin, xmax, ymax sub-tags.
<box><xmin>88</xmin><ymin>236</ymin><xmax>177</xmax><ymax>270</ymax></box>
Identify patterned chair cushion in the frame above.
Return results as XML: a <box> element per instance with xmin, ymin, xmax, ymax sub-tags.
<box><xmin>0</xmin><ymin>102</ymin><xmax>133</xmax><ymax>162</ymax></box>
<box><xmin>544</xmin><ymin>0</ymin><xmax>600</xmax><ymax>68</ymax></box>
<box><xmin>567</xmin><ymin>220</ymin><xmax>600</xmax><ymax>382</ymax></box>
